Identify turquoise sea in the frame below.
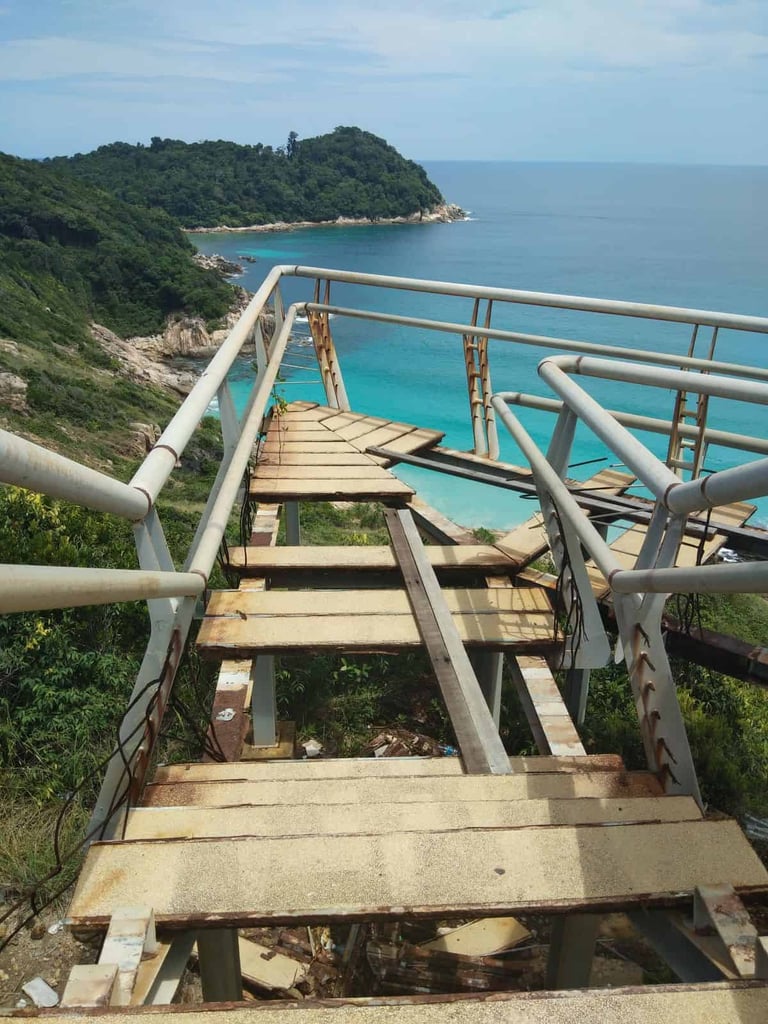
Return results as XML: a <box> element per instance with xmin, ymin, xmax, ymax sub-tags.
<box><xmin>194</xmin><ymin>162</ymin><xmax>768</xmax><ymax>530</ymax></box>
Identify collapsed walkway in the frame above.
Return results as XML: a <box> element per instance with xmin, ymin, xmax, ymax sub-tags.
<box><xmin>5</xmin><ymin>264</ymin><xmax>768</xmax><ymax>1021</ymax></box>
<box><xmin>60</xmin><ymin>402</ymin><xmax>768</xmax><ymax>1020</ymax></box>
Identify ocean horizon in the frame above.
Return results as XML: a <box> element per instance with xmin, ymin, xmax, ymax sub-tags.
<box><xmin>194</xmin><ymin>160</ymin><xmax>768</xmax><ymax>531</ymax></box>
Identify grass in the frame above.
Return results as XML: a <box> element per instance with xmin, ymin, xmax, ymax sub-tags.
<box><xmin>0</xmin><ymin>786</ymin><xmax>88</xmax><ymax>902</ymax></box>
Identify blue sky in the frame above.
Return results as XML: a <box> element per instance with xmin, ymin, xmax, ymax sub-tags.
<box><xmin>1</xmin><ymin>0</ymin><xmax>767</xmax><ymax>163</ymax></box>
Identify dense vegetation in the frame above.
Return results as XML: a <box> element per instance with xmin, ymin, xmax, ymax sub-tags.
<box><xmin>47</xmin><ymin>128</ymin><xmax>445</xmax><ymax>227</ymax></box>
<box><xmin>0</xmin><ymin>152</ymin><xmax>232</xmax><ymax>348</ymax></box>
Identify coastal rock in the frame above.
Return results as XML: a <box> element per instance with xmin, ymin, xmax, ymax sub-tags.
<box><xmin>125</xmin><ymin>421</ymin><xmax>161</xmax><ymax>457</ymax></box>
<box><xmin>0</xmin><ymin>372</ymin><xmax>28</xmax><ymax>412</ymax></box>
<box><xmin>89</xmin><ymin>289</ymin><xmax>261</xmax><ymax>398</ymax></box>
<box><xmin>89</xmin><ymin>323</ymin><xmax>197</xmax><ymax>396</ymax></box>
<box><xmin>193</xmin><ymin>252</ymin><xmax>244</xmax><ymax>275</ymax></box>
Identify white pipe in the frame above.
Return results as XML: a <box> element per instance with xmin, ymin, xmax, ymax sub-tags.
<box><xmin>0</xmin><ymin>565</ymin><xmax>204</xmax><ymax>613</ymax></box>
<box><xmin>290</xmin><ymin>266</ymin><xmax>768</xmax><ymax>333</ymax></box>
<box><xmin>305</xmin><ymin>303</ymin><xmax>768</xmax><ymax>384</ymax></box>
<box><xmin>501</xmin><ymin>392</ymin><xmax>768</xmax><ymax>456</ymax></box>
<box><xmin>612</xmin><ymin>561</ymin><xmax>768</xmax><ymax>595</ymax></box>
<box><xmin>536</xmin><ymin>362</ymin><xmax>682</xmax><ymax>503</ymax></box>
<box><xmin>667</xmin><ymin>458</ymin><xmax>768</xmax><ymax>515</ymax></box>
<box><xmin>563</xmin><ymin>356</ymin><xmax>768</xmax><ymax>405</ymax></box>
<box><xmin>130</xmin><ymin>265</ymin><xmax>286</xmax><ymax>505</ymax></box>
<box><xmin>0</xmin><ymin>431</ymin><xmax>149</xmax><ymax>521</ymax></box>
<box><xmin>189</xmin><ymin>306</ymin><xmax>297</xmax><ymax>579</ymax></box>
<box><xmin>491</xmin><ymin>395</ymin><xmax>620</xmax><ymax>580</ymax></box>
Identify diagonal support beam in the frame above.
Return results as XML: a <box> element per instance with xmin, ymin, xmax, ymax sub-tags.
<box><xmin>694</xmin><ymin>884</ymin><xmax>760</xmax><ymax>978</ymax></box>
<box><xmin>384</xmin><ymin>508</ymin><xmax>511</xmax><ymax>774</ymax></box>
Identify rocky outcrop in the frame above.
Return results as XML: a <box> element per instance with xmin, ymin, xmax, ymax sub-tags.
<box><xmin>89</xmin><ymin>288</ymin><xmax>264</xmax><ymax>396</ymax></box>
<box><xmin>0</xmin><ymin>372</ymin><xmax>28</xmax><ymax>412</ymax></box>
<box><xmin>193</xmin><ymin>252</ymin><xmax>244</xmax><ymax>275</ymax></box>
<box><xmin>124</xmin><ymin>421</ymin><xmax>162</xmax><ymax>457</ymax></box>
<box><xmin>89</xmin><ymin>323</ymin><xmax>199</xmax><ymax>395</ymax></box>
<box><xmin>126</xmin><ymin>287</ymin><xmax>252</xmax><ymax>362</ymax></box>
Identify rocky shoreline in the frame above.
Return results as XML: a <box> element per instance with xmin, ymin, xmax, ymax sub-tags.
<box><xmin>186</xmin><ymin>202</ymin><xmax>466</xmax><ymax>234</ymax></box>
<box><xmin>90</xmin><ymin>287</ymin><xmax>264</xmax><ymax>397</ymax></box>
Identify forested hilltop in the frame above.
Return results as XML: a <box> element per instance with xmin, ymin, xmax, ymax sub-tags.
<box><xmin>0</xmin><ymin>151</ymin><xmax>232</xmax><ymax>347</ymax></box>
<box><xmin>47</xmin><ymin>127</ymin><xmax>446</xmax><ymax>228</ymax></box>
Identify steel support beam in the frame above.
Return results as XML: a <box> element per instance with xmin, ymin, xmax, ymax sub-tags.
<box><xmin>628</xmin><ymin>910</ymin><xmax>726</xmax><ymax>983</ymax></box>
<box><xmin>546</xmin><ymin>914</ymin><xmax>600</xmax><ymax>989</ymax></box>
<box><xmin>468</xmin><ymin>650</ymin><xmax>503</xmax><ymax>726</ymax></box>
<box><xmin>285</xmin><ymin>501</ymin><xmax>302</xmax><ymax>545</ymax></box>
<box><xmin>250</xmin><ymin>655</ymin><xmax>278</xmax><ymax>748</ymax></box>
<box><xmin>197</xmin><ymin>929</ymin><xmax>242</xmax><ymax>1002</ymax></box>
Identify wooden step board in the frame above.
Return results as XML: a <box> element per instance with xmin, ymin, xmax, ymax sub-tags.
<box><xmin>226</xmin><ymin>544</ymin><xmax>516</xmax><ymax>577</ymax></box>
<box><xmin>197</xmin><ymin>587</ymin><xmax>556</xmax><ymax>657</ymax></box>
<box><xmin>36</xmin><ymin>984</ymin><xmax>768</xmax><ymax>1024</ymax></box>
<box><xmin>249</xmin><ymin>401</ymin><xmax>443</xmax><ymax>503</ymax></box>
<box><xmin>587</xmin><ymin>499</ymin><xmax>756</xmax><ymax>598</ymax></box>
<box><xmin>151</xmin><ymin>753</ymin><xmax>625</xmax><ymax>784</ymax></box>
<box><xmin>124</xmin><ymin>795</ymin><xmax>702</xmax><ymax>841</ymax></box>
<box><xmin>509</xmin><ymin>656</ymin><xmax>585</xmax><ymax>757</ymax></box>
<box><xmin>139</xmin><ymin>771</ymin><xmax>665</xmax><ymax>808</ymax></box>
<box><xmin>495</xmin><ymin>469</ymin><xmax>636</xmax><ymax>568</ymax></box>
<box><xmin>67</xmin><ymin>819</ymin><xmax>768</xmax><ymax>928</ymax></box>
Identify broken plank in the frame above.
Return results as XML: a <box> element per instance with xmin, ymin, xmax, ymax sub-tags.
<box><xmin>191</xmin><ymin>936</ymin><xmax>307</xmax><ymax>992</ymax></box>
<box><xmin>420</xmin><ymin>917</ymin><xmax>530</xmax><ymax>956</ymax></box>
<box><xmin>384</xmin><ymin>508</ymin><xmax>510</xmax><ymax>775</ymax></box>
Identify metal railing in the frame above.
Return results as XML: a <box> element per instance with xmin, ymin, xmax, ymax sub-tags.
<box><xmin>3</xmin><ymin>265</ymin><xmax>768</xmax><ymax>829</ymax></box>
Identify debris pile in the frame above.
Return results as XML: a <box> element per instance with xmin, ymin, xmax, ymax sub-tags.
<box><xmin>362</xmin><ymin>728</ymin><xmax>456</xmax><ymax>759</ymax></box>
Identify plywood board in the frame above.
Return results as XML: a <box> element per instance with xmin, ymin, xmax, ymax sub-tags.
<box><xmin>124</xmin><ymin>795</ymin><xmax>701</xmax><ymax>841</ymax></box>
<box><xmin>257</xmin><ymin>453</ymin><xmax>379</xmax><ymax>466</ymax></box>
<box><xmin>248</xmin><ymin>479</ymin><xmax>413</xmax><ymax>500</ymax></box>
<box><xmin>140</xmin><ymin>771</ymin><xmax>663</xmax><ymax>808</ymax></box>
<box><xmin>151</xmin><ymin>753</ymin><xmax>625</xmax><ymax>784</ymax></box>
<box><xmin>67</xmin><ymin>820</ymin><xmax>768</xmax><ymax>928</ymax></box>
<box><xmin>421</xmin><ymin>917</ymin><xmax>530</xmax><ymax>956</ymax></box>
<box><xmin>197</xmin><ymin>610</ymin><xmax>555</xmax><ymax>654</ymax></box>
<box><xmin>207</xmin><ymin>587</ymin><xmax>552</xmax><ymax>617</ymax></box>
<box><xmin>226</xmin><ymin>545</ymin><xmax>514</xmax><ymax>573</ymax></box>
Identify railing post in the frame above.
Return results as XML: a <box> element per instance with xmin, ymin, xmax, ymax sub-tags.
<box><xmin>308</xmin><ymin>279</ymin><xmax>350</xmax><ymax>410</ymax></box>
<box><xmin>217</xmin><ymin>379</ymin><xmax>240</xmax><ymax>459</ymax></box>
<box><xmin>463</xmin><ymin>299</ymin><xmax>498</xmax><ymax>458</ymax></box>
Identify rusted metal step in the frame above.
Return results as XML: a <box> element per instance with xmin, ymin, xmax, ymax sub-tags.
<box><xmin>151</xmin><ymin>753</ymin><xmax>625</xmax><ymax>784</ymax></box>
<box><xmin>67</xmin><ymin>819</ymin><xmax>768</xmax><ymax>929</ymax></box>
<box><xmin>123</xmin><ymin>795</ymin><xmax>702</xmax><ymax>841</ymax></box>
<box><xmin>139</xmin><ymin>772</ymin><xmax>663</xmax><ymax>808</ymax></box>
<box><xmin>39</xmin><ymin>983</ymin><xmax>768</xmax><ymax>1022</ymax></box>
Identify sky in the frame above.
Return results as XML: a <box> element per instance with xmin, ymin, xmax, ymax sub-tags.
<box><xmin>1</xmin><ymin>0</ymin><xmax>768</xmax><ymax>163</ymax></box>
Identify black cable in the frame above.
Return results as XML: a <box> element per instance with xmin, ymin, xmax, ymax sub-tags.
<box><xmin>0</xmin><ymin>675</ymin><xmax>164</xmax><ymax>952</ymax></box>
